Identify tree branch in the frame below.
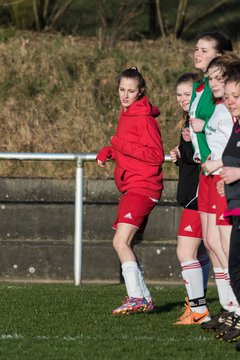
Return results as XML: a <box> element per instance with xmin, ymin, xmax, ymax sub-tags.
<box><xmin>183</xmin><ymin>0</ymin><xmax>230</xmax><ymax>33</ymax></box>
<box><xmin>155</xmin><ymin>0</ymin><xmax>165</xmax><ymax>37</ymax></box>
<box><xmin>174</xmin><ymin>0</ymin><xmax>188</xmax><ymax>38</ymax></box>
<box><xmin>43</xmin><ymin>0</ymin><xmax>49</xmax><ymax>20</ymax></box>
<box><xmin>46</xmin><ymin>0</ymin><xmax>74</xmax><ymax>29</ymax></box>
<box><xmin>33</xmin><ymin>0</ymin><xmax>40</xmax><ymax>31</ymax></box>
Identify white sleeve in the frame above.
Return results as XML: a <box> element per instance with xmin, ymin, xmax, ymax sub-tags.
<box><xmin>218</xmin><ymin>117</ymin><xmax>233</xmax><ymax>143</ymax></box>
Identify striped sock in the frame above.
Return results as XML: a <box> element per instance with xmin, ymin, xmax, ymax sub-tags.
<box><xmin>214</xmin><ymin>267</ymin><xmax>229</xmax><ymax>309</ymax></box>
<box><xmin>181</xmin><ymin>260</ymin><xmax>206</xmax><ymax>313</ymax></box>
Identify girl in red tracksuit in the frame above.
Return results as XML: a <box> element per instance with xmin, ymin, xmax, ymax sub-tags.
<box><xmin>96</xmin><ymin>66</ymin><xmax>164</xmax><ymax>315</ymax></box>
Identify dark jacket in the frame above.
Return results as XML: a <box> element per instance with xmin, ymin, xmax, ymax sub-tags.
<box><xmin>222</xmin><ymin>121</ymin><xmax>240</xmax><ymax>210</ymax></box>
<box><xmin>176</xmin><ymin>136</ymin><xmax>200</xmax><ymax>210</ymax></box>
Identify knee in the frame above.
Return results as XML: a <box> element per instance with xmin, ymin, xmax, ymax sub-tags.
<box><xmin>176</xmin><ymin>246</ymin><xmax>184</xmax><ymax>262</ymax></box>
<box><xmin>205</xmin><ymin>234</ymin><xmax>216</xmax><ymax>253</ymax></box>
<box><xmin>112</xmin><ymin>237</ymin><xmax>128</xmax><ymax>254</ymax></box>
<box><xmin>112</xmin><ymin>237</ymin><xmax>119</xmax><ymax>253</ymax></box>
<box><xmin>176</xmin><ymin>246</ymin><xmax>194</xmax><ymax>263</ymax></box>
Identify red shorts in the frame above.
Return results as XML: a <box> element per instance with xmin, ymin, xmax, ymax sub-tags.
<box><xmin>198</xmin><ymin>172</ymin><xmax>210</xmax><ymax>214</ymax></box>
<box><xmin>178</xmin><ymin>208</ymin><xmax>202</xmax><ymax>239</ymax></box>
<box><xmin>112</xmin><ymin>191</ymin><xmax>157</xmax><ymax>234</ymax></box>
<box><xmin>207</xmin><ymin>175</ymin><xmax>230</xmax><ymax>225</ymax></box>
<box><xmin>214</xmin><ymin>176</ymin><xmax>231</xmax><ymax>226</ymax></box>
<box><xmin>207</xmin><ymin>175</ymin><xmax>218</xmax><ymax>214</ymax></box>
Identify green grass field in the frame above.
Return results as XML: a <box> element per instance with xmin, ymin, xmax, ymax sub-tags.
<box><xmin>0</xmin><ymin>283</ymin><xmax>237</xmax><ymax>359</ymax></box>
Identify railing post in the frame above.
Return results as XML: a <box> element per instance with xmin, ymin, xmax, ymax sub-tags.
<box><xmin>0</xmin><ymin>152</ymin><xmax>171</xmax><ymax>285</ymax></box>
<box><xmin>74</xmin><ymin>156</ymin><xmax>83</xmax><ymax>286</ymax></box>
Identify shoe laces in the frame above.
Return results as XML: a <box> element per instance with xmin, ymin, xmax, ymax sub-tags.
<box><xmin>232</xmin><ymin>316</ymin><xmax>240</xmax><ymax>330</ymax></box>
<box><xmin>128</xmin><ymin>297</ymin><xmax>145</xmax><ymax>304</ymax></box>
<box><xmin>177</xmin><ymin>299</ymin><xmax>191</xmax><ymax>321</ymax></box>
<box><xmin>224</xmin><ymin>314</ymin><xmax>236</xmax><ymax>328</ymax></box>
<box><xmin>181</xmin><ymin>297</ymin><xmax>190</xmax><ymax>311</ymax></box>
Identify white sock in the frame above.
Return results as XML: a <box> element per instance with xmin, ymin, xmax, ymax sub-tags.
<box><xmin>121</xmin><ymin>261</ymin><xmax>143</xmax><ymax>299</ymax></box>
<box><xmin>199</xmin><ymin>255</ymin><xmax>210</xmax><ymax>294</ymax></box>
<box><xmin>137</xmin><ymin>264</ymin><xmax>152</xmax><ymax>303</ymax></box>
<box><xmin>223</xmin><ymin>268</ymin><xmax>238</xmax><ymax>310</ymax></box>
<box><xmin>181</xmin><ymin>260</ymin><xmax>207</xmax><ymax>313</ymax></box>
<box><xmin>214</xmin><ymin>267</ymin><xmax>229</xmax><ymax>309</ymax></box>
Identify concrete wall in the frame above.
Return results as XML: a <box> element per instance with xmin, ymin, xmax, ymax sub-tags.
<box><xmin>0</xmin><ymin>177</ymin><xmax>183</xmax><ymax>283</ymax></box>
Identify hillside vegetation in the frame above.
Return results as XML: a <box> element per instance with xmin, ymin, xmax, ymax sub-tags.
<box><xmin>0</xmin><ymin>31</ymin><xmax>238</xmax><ymax>178</ymax></box>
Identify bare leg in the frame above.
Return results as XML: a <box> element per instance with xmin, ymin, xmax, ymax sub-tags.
<box><xmin>219</xmin><ymin>226</ymin><xmax>232</xmax><ymax>259</ymax></box>
<box><xmin>112</xmin><ymin>223</ymin><xmax>138</xmax><ymax>264</ymax></box>
<box><xmin>206</xmin><ymin>214</ymin><xmax>228</xmax><ymax>268</ymax></box>
<box><xmin>200</xmin><ymin>212</ymin><xmax>222</xmax><ymax>267</ymax></box>
<box><xmin>113</xmin><ymin>223</ymin><xmax>152</xmax><ymax>303</ymax></box>
<box><xmin>177</xmin><ymin>236</ymin><xmax>202</xmax><ymax>263</ymax></box>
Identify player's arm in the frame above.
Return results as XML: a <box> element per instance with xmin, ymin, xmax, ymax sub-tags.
<box><xmin>96</xmin><ymin>146</ymin><xmax>115</xmax><ymax>167</ymax></box>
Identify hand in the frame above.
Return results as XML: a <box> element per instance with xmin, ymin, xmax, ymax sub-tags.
<box><xmin>189</xmin><ymin>118</ymin><xmax>205</xmax><ymax>133</ymax></box>
<box><xmin>97</xmin><ymin>159</ymin><xmax>106</xmax><ymax>168</ymax></box>
<box><xmin>220</xmin><ymin>167</ymin><xmax>240</xmax><ymax>184</ymax></box>
<box><xmin>96</xmin><ymin>146</ymin><xmax>113</xmax><ymax>167</ymax></box>
<box><xmin>201</xmin><ymin>159</ymin><xmax>221</xmax><ymax>175</ymax></box>
<box><xmin>110</xmin><ymin>135</ymin><xmax>116</xmax><ymax>144</ymax></box>
<box><xmin>216</xmin><ymin>179</ymin><xmax>225</xmax><ymax>197</ymax></box>
<box><xmin>170</xmin><ymin>146</ymin><xmax>180</xmax><ymax>163</ymax></box>
<box><xmin>182</xmin><ymin>127</ymin><xmax>191</xmax><ymax>142</ymax></box>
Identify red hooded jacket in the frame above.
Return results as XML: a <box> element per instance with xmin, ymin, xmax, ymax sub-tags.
<box><xmin>97</xmin><ymin>95</ymin><xmax>164</xmax><ymax>199</ymax></box>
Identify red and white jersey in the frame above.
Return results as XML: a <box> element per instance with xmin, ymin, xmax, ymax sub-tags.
<box><xmin>205</xmin><ymin>101</ymin><xmax>233</xmax><ymax>174</ymax></box>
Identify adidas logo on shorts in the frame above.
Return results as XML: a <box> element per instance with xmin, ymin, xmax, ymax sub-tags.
<box><xmin>184</xmin><ymin>225</ymin><xmax>193</xmax><ymax>232</ymax></box>
<box><xmin>124</xmin><ymin>212</ymin><xmax>132</xmax><ymax>219</ymax></box>
<box><xmin>219</xmin><ymin>214</ymin><xmax>225</xmax><ymax>221</ymax></box>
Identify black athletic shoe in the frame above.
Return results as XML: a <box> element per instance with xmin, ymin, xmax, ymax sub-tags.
<box><xmin>215</xmin><ymin>312</ymin><xmax>235</xmax><ymax>340</ymax></box>
<box><xmin>222</xmin><ymin>316</ymin><xmax>240</xmax><ymax>342</ymax></box>
<box><xmin>201</xmin><ymin>308</ymin><xmax>229</xmax><ymax>331</ymax></box>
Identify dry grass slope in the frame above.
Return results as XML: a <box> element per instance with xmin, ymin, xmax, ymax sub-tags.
<box><xmin>0</xmin><ymin>31</ymin><xmax>238</xmax><ymax>178</ymax></box>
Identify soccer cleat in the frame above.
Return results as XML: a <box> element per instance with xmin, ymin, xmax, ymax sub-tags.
<box><xmin>175</xmin><ymin>298</ymin><xmax>191</xmax><ymax>324</ymax></box>
<box><xmin>201</xmin><ymin>308</ymin><xmax>229</xmax><ymax>331</ymax></box>
<box><xmin>112</xmin><ymin>297</ymin><xmax>148</xmax><ymax>315</ymax></box>
<box><xmin>175</xmin><ymin>308</ymin><xmax>210</xmax><ymax>325</ymax></box>
<box><xmin>145</xmin><ymin>299</ymin><xmax>154</xmax><ymax>312</ymax></box>
<box><xmin>222</xmin><ymin>316</ymin><xmax>240</xmax><ymax>342</ymax></box>
<box><xmin>215</xmin><ymin>312</ymin><xmax>235</xmax><ymax>339</ymax></box>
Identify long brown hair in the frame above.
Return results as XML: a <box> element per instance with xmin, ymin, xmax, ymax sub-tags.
<box><xmin>175</xmin><ymin>72</ymin><xmax>198</xmax><ymax>131</ymax></box>
<box><xmin>206</xmin><ymin>53</ymin><xmax>240</xmax><ymax>102</ymax></box>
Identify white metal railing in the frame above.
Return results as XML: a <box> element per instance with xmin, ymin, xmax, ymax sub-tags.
<box><xmin>0</xmin><ymin>152</ymin><xmax>171</xmax><ymax>286</ymax></box>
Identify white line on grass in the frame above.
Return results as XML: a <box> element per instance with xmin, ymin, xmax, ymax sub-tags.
<box><xmin>0</xmin><ymin>334</ymin><xmax>23</xmax><ymax>340</ymax></box>
<box><xmin>0</xmin><ymin>334</ymin><xmax>212</xmax><ymax>342</ymax></box>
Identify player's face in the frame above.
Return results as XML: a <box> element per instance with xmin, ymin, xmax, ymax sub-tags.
<box><xmin>208</xmin><ymin>66</ymin><xmax>225</xmax><ymax>99</ymax></box>
<box><xmin>118</xmin><ymin>77</ymin><xmax>141</xmax><ymax>110</ymax></box>
<box><xmin>224</xmin><ymin>81</ymin><xmax>240</xmax><ymax>117</ymax></box>
<box><xmin>176</xmin><ymin>81</ymin><xmax>193</xmax><ymax>112</ymax></box>
<box><xmin>194</xmin><ymin>39</ymin><xmax>220</xmax><ymax>73</ymax></box>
